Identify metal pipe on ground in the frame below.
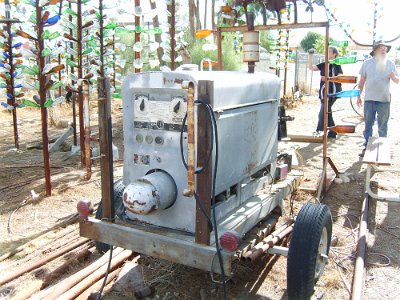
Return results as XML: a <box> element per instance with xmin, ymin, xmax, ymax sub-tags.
<box><xmin>242</xmin><ymin>220</ymin><xmax>294</xmax><ymax>261</ymax></box>
<box><xmin>0</xmin><ymin>226</ymin><xmax>78</xmax><ymax>263</ymax></box>
<box><xmin>351</xmin><ymin>193</ymin><xmax>369</xmax><ymax>300</ymax></box>
<box><xmin>33</xmin><ymin>247</ymin><xmax>124</xmax><ymax>300</ymax></box>
<box><xmin>0</xmin><ymin>238</ymin><xmax>89</xmax><ymax>286</ymax></box>
<box><xmin>55</xmin><ymin>249</ymin><xmax>133</xmax><ymax>299</ymax></box>
<box><xmin>75</xmin><ymin>267</ymin><xmax>121</xmax><ymax>300</ymax></box>
<box><xmin>8</xmin><ymin>246</ymin><xmax>94</xmax><ymax>300</ymax></box>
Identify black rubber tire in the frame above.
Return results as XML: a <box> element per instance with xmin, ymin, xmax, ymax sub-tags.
<box><xmin>95</xmin><ymin>179</ymin><xmax>126</xmax><ymax>254</ymax></box>
<box><xmin>287</xmin><ymin>203</ymin><xmax>332</xmax><ymax>300</ymax></box>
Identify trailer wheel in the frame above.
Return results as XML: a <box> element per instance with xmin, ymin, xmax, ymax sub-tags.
<box><xmin>287</xmin><ymin>203</ymin><xmax>332</xmax><ymax>300</ymax></box>
<box><xmin>95</xmin><ymin>179</ymin><xmax>126</xmax><ymax>253</ymax></box>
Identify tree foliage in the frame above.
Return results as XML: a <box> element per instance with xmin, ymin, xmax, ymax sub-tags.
<box><xmin>314</xmin><ymin>37</ymin><xmax>348</xmax><ymax>56</ymax></box>
<box><xmin>300</xmin><ymin>32</ymin><xmax>323</xmax><ymax>52</ymax></box>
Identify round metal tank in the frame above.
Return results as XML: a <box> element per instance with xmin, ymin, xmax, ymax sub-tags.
<box><xmin>243</xmin><ymin>31</ymin><xmax>260</xmax><ymax>62</ymax></box>
<box><xmin>123</xmin><ymin>171</ymin><xmax>177</xmax><ymax>215</ymax></box>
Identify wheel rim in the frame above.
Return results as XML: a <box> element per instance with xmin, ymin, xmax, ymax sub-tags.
<box><xmin>315</xmin><ymin>227</ymin><xmax>328</xmax><ymax>280</ymax></box>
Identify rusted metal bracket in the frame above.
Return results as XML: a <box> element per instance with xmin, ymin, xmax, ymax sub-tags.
<box><xmin>182</xmin><ymin>81</ymin><xmax>195</xmax><ymax>197</ymax></box>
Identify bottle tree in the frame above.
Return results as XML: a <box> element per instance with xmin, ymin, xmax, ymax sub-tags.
<box><xmin>62</xmin><ymin>0</ymin><xmax>95</xmax><ymax>168</ymax></box>
<box><xmin>16</xmin><ymin>0</ymin><xmax>65</xmax><ymax>196</ymax></box>
<box><xmin>0</xmin><ymin>2</ymin><xmax>23</xmax><ymax>149</ymax></box>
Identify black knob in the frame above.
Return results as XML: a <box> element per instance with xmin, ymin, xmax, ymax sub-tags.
<box><xmin>140</xmin><ymin>99</ymin><xmax>145</xmax><ymax>111</ymax></box>
<box><xmin>173</xmin><ymin>101</ymin><xmax>181</xmax><ymax>113</ymax></box>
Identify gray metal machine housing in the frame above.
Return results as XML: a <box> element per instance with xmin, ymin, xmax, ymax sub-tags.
<box><xmin>122</xmin><ymin>71</ymin><xmax>280</xmax><ymax>234</ymax></box>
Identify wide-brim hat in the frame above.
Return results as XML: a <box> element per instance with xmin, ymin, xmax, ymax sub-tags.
<box><xmin>370</xmin><ymin>41</ymin><xmax>392</xmax><ymax>56</ymax></box>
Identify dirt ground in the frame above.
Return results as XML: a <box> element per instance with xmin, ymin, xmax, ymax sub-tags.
<box><xmin>0</xmin><ymin>78</ymin><xmax>399</xmax><ymax>299</ymax></box>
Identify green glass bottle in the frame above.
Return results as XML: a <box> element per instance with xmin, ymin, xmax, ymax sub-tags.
<box><xmin>82</xmin><ymin>47</ymin><xmax>93</xmax><ymax>55</ymax></box>
<box><xmin>66</xmin><ymin>59</ymin><xmax>78</xmax><ymax>68</ymax></box>
<box><xmin>22</xmin><ymin>65</ymin><xmax>39</xmax><ymax>76</ymax></box>
<box><xmin>41</xmin><ymin>47</ymin><xmax>52</xmax><ymax>57</ymax></box>
<box><xmin>328</xmin><ymin>56</ymin><xmax>357</xmax><ymax>65</ymax></box>
<box><xmin>64</xmin><ymin>7</ymin><xmax>77</xmax><ymax>16</ymax></box>
<box><xmin>330</xmin><ymin>40</ymin><xmax>349</xmax><ymax>47</ymax></box>
<box><xmin>104</xmin><ymin>22</ymin><xmax>118</xmax><ymax>29</ymax></box>
<box><xmin>21</xmin><ymin>98</ymin><xmax>40</xmax><ymax>108</ymax></box>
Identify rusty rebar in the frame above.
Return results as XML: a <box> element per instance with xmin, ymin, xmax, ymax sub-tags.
<box><xmin>98</xmin><ymin>77</ymin><xmax>115</xmax><ymax>222</ymax></box>
<box><xmin>77</xmin><ymin>0</ymin><xmax>85</xmax><ymax>166</ymax></box>
<box><xmin>83</xmin><ymin>80</ymin><xmax>91</xmax><ymax>179</ymax></box>
<box><xmin>167</xmin><ymin>0</ymin><xmax>176</xmax><ymax>70</ymax></box>
<box><xmin>36</xmin><ymin>1</ymin><xmax>52</xmax><ymax>196</ymax></box>
<box><xmin>69</xmin><ymin>1</ymin><xmax>77</xmax><ymax>146</ymax></box>
<box><xmin>242</xmin><ymin>220</ymin><xmax>294</xmax><ymax>261</ymax></box>
<box><xmin>4</xmin><ymin>18</ymin><xmax>19</xmax><ymax>149</ymax></box>
<box><xmin>134</xmin><ymin>0</ymin><xmax>141</xmax><ymax>73</ymax></box>
<box><xmin>351</xmin><ymin>193</ymin><xmax>369</xmax><ymax>300</ymax></box>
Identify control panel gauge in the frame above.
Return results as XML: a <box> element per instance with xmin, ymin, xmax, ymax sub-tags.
<box><xmin>169</xmin><ymin>96</ymin><xmax>186</xmax><ymax>118</ymax></box>
<box><xmin>135</xmin><ymin>95</ymin><xmax>149</xmax><ymax>114</ymax></box>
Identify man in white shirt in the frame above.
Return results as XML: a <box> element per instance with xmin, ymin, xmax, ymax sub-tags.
<box><xmin>357</xmin><ymin>41</ymin><xmax>399</xmax><ymax>156</ymax></box>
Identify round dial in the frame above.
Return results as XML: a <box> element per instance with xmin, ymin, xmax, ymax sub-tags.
<box><xmin>135</xmin><ymin>95</ymin><xmax>149</xmax><ymax>114</ymax></box>
<box><xmin>169</xmin><ymin>96</ymin><xmax>186</xmax><ymax>118</ymax></box>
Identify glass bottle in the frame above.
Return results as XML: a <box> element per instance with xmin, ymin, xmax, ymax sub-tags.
<box><xmin>43</xmin><ymin>64</ymin><xmax>65</xmax><ymax>75</ymax></box>
<box><xmin>1</xmin><ymin>101</ymin><xmax>14</xmax><ymax>110</ymax></box>
<box><xmin>16</xmin><ymin>29</ymin><xmax>37</xmax><ymax>40</ymax></box>
<box><xmin>63</xmin><ymin>33</ymin><xmax>78</xmax><ymax>42</ymax></box>
<box><xmin>328</xmin><ymin>89</ymin><xmax>360</xmax><ymax>98</ymax></box>
<box><xmin>328</xmin><ymin>56</ymin><xmax>357</xmax><ymax>65</ymax></box>
<box><xmin>21</xmin><ymin>98</ymin><xmax>40</xmax><ymax>108</ymax></box>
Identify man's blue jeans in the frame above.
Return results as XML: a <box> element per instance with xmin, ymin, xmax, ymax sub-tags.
<box><xmin>363</xmin><ymin>100</ymin><xmax>390</xmax><ymax>147</ymax></box>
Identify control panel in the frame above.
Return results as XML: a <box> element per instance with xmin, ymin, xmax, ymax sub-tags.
<box><xmin>133</xmin><ymin>88</ymin><xmax>188</xmax><ymax>133</ymax></box>
<box><xmin>131</xmin><ymin>88</ymin><xmax>188</xmax><ymax>167</ymax></box>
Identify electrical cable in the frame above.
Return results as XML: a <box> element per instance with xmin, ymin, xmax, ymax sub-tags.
<box><xmin>179</xmin><ymin>99</ymin><xmax>227</xmax><ymax>300</ymax></box>
<box><xmin>96</xmin><ymin>246</ymin><xmax>114</xmax><ymax>300</ymax></box>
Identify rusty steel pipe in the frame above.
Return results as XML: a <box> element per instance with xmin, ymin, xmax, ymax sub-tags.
<box><xmin>9</xmin><ymin>246</ymin><xmax>94</xmax><ymax>300</ymax></box>
<box><xmin>83</xmin><ymin>80</ymin><xmax>91</xmax><ymax>180</ymax></box>
<box><xmin>57</xmin><ymin>250</ymin><xmax>133</xmax><ymax>300</ymax></box>
<box><xmin>351</xmin><ymin>193</ymin><xmax>369</xmax><ymax>300</ymax></box>
<box><xmin>0</xmin><ymin>238</ymin><xmax>88</xmax><ymax>286</ymax></box>
<box><xmin>39</xmin><ymin>247</ymin><xmax>125</xmax><ymax>300</ymax></box>
<box><xmin>182</xmin><ymin>81</ymin><xmax>195</xmax><ymax>197</ymax></box>
<box><xmin>242</xmin><ymin>220</ymin><xmax>294</xmax><ymax>261</ymax></box>
<box><xmin>75</xmin><ymin>267</ymin><xmax>121</xmax><ymax>300</ymax></box>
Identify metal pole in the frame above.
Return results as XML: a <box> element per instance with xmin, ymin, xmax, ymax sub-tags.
<box><xmin>98</xmin><ymin>77</ymin><xmax>114</xmax><ymax>222</ymax></box>
<box><xmin>77</xmin><ymin>0</ymin><xmax>85</xmax><ymax>166</ymax></box>
<box><xmin>168</xmin><ymin>0</ymin><xmax>176</xmax><ymax>70</ymax></box>
<box><xmin>4</xmin><ymin>20</ymin><xmax>19</xmax><ymax>149</ymax></box>
<box><xmin>351</xmin><ymin>193</ymin><xmax>369</xmax><ymax>300</ymax></box>
<box><xmin>69</xmin><ymin>1</ymin><xmax>77</xmax><ymax>146</ymax></box>
<box><xmin>83</xmin><ymin>80</ymin><xmax>91</xmax><ymax>180</ymax></box>
<box><xmin>217</xmin><ymin>27</ymin><xmax>222</xmax><ymax>70</ymax></box>
<box><xmin>134</xmin><ymin>0</ymin><xmax>141</xmax><ymax>73</ymax></box>
<box><xmin>36</xmin><ymin>1</ymin><xmax>52</xmax><ymax>196</ymax></box>
<box><xmin>322</xmin><ymin>23</ymin><xmax>329</xmax><ymax>194</ymax></box>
